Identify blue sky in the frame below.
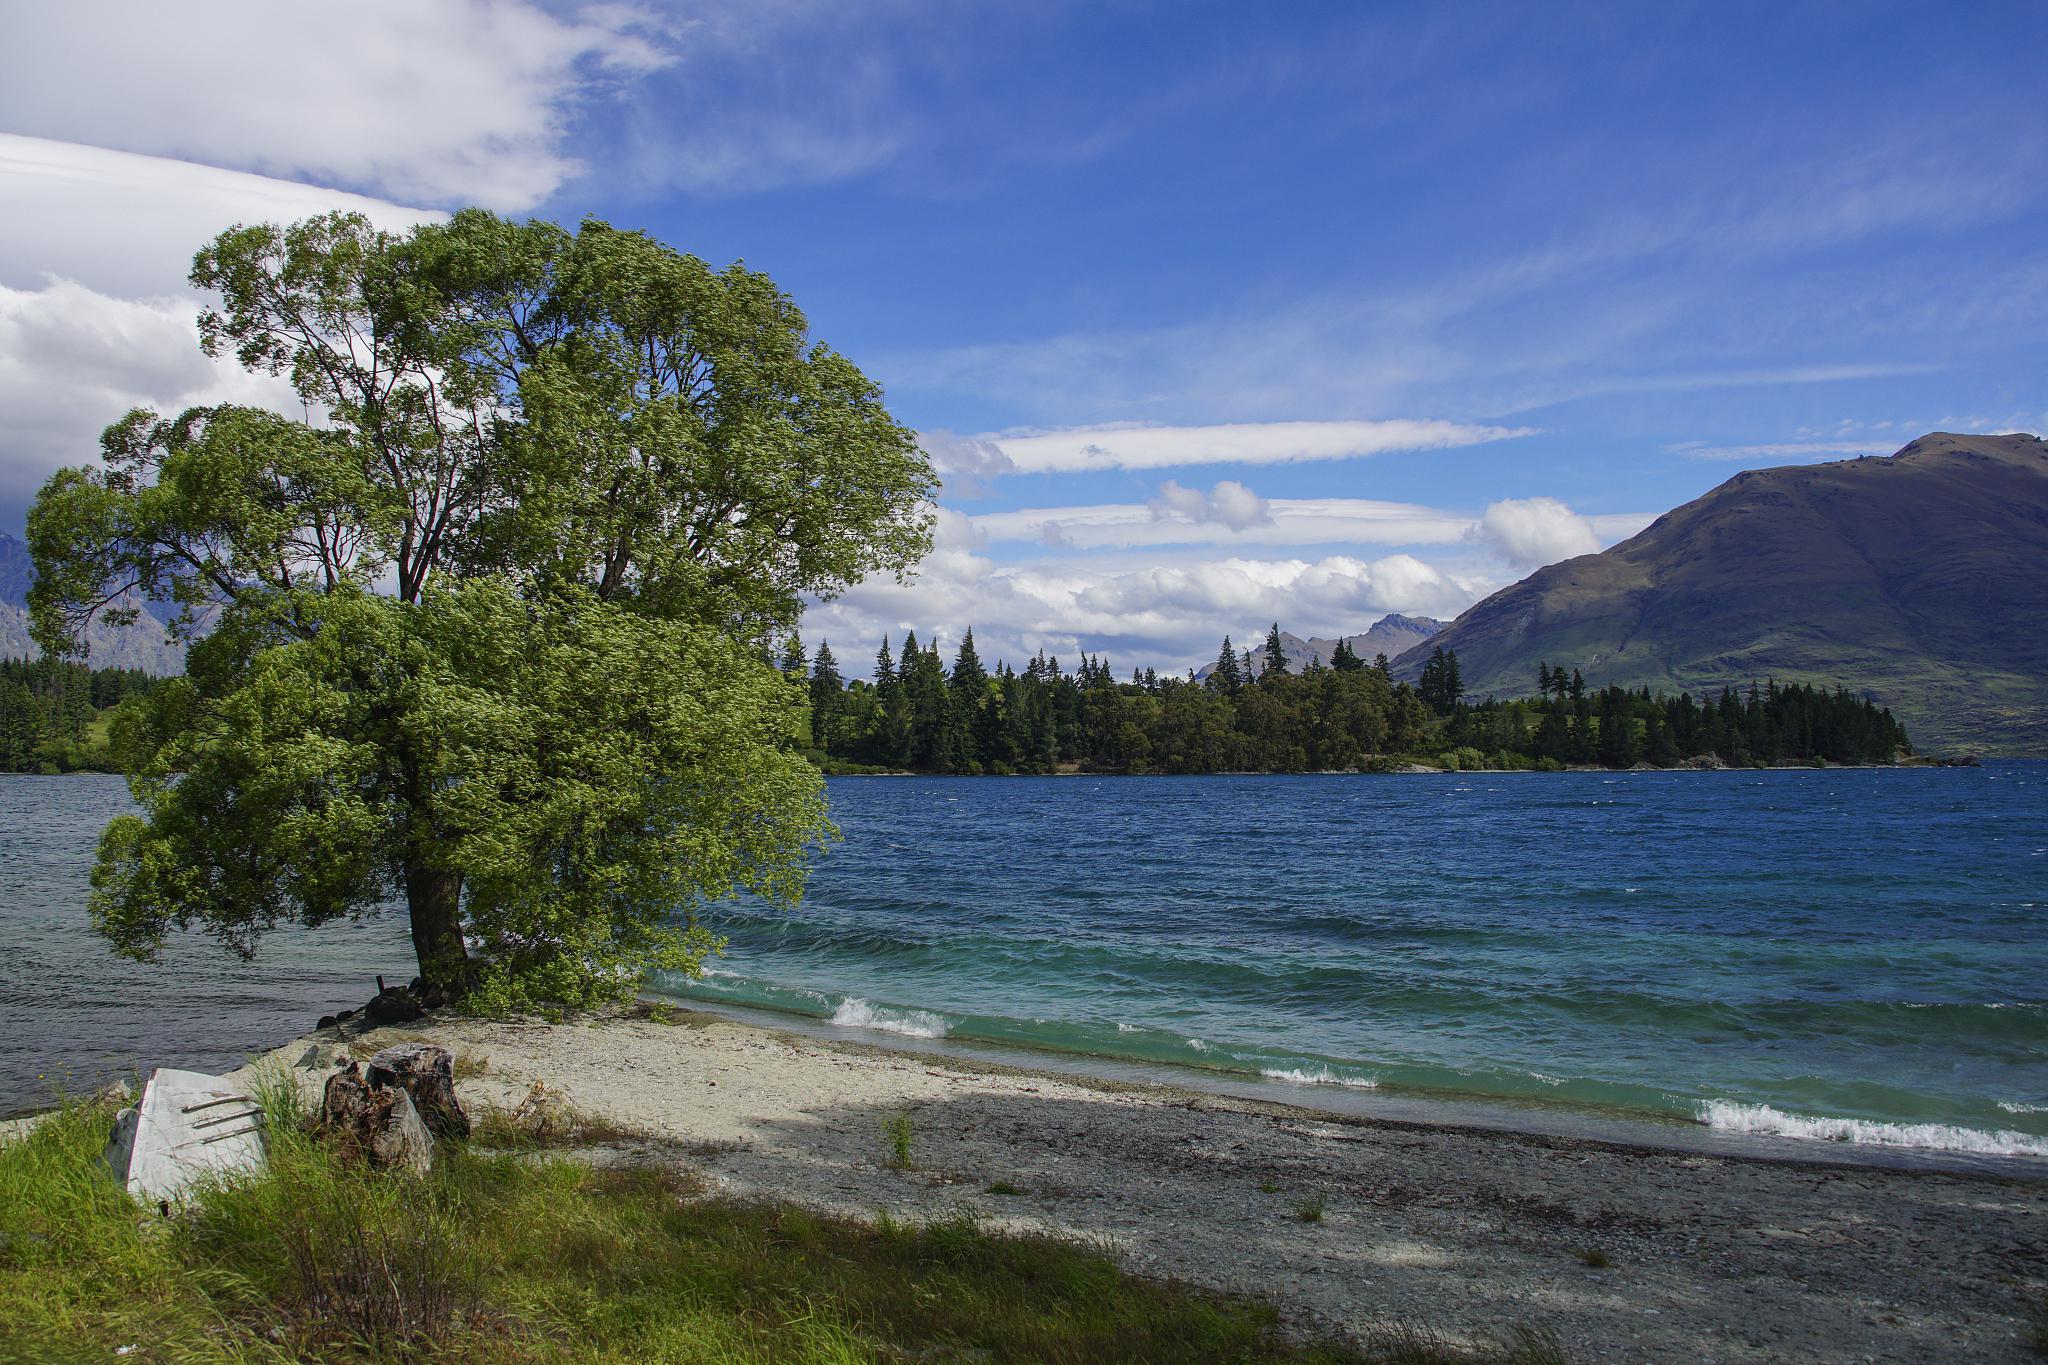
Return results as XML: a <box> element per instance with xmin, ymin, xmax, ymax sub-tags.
<box><xmin>1</xmin><ymin>1</ymin><xmax>2043</xmax><ymax>671</ymax></box>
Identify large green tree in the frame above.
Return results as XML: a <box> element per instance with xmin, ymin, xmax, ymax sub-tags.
<box><xmin>29</xmin><ymin>210</ymin><xmax>936</xmax><ymax>1009</ymax></box>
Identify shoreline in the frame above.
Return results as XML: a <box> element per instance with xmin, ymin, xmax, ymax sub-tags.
<box><xmin>644</xmin><ymin>994</ymin><xmax>2048</xmax><ymax>1179</ymax></box>
<box><xmin>217</xmin><ymin>1004</ymin><xmax>2047</xmax><ymax>1362</ymax></box>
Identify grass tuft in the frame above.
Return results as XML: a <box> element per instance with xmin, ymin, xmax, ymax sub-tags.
<box><xmin>985</xmin><ymin>1179</ymin><xmax>1026</xmax><ymax>1196</ymax></box>
<box><xmin>1363</xmin><ymin>1321</ymin><xmax>1572</xmax><ymax>1364</ymax></box>
<box><xmin>881</xmin><ymin>1110</ymin><xmax>915</xmax><ymax>1171</ymax></box>
<box><xmin>1291</xmin><ymin>1191</ymin><xmax>1327</xmax><ymax>1223</ymax></box>
<box><xmin>472</xmin><ymin>1083</ymin><xmax>653</xmax><ymax>1150</ymax></box>
<box><xmin>1577</xmin><ymin>1247</ymin><xmax>1613</xmax><ymax>1269</ymax></box>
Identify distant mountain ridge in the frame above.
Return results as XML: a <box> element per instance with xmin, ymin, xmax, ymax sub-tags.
<box><xmin>1392</xmin><ymin>432</ymin><xmax>2048</xmax><ymax>755</ymax></box>
<box><xmin>1195</xmin><ymin>613</ymin><xmax>1444</xmax><ymax>680</ymax></box>
<box><xmin>0</xmin><ymin>532</ymin><xmax>187</xmax><ymax>673</ymax></box>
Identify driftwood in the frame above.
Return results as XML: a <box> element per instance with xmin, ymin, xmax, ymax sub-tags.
<box><xmin>364</xmin><ymin>1043</ymin><xmax>470</xmax><ymax>1140</ymax></box>
<box><xmin>313</xmin><ymin>1062</ymin><xmax>433</xmax><ymax>1175</ymax></box>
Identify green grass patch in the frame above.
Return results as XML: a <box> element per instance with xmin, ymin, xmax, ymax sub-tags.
<box><xmin>881</xmin><ymin>1110</ymin><xmax>915</xmax><ymax>1171</ymax></box>
<box><xmin>1</xmin><ymin>1088</ymin><xmax>1564</xmax><ymax>1364</ymax></box>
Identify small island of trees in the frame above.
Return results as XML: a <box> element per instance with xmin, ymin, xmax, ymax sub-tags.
<box><xmin>787</xmin><ymin>626</ymin><xmax>1912</xmax><ymax>775</ymax></box>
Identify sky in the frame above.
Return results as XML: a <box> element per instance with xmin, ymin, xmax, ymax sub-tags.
<box><xmin>2</xmin><ymin>0</ymin><xmax>2044</xmax><ymax>676</ymax></box>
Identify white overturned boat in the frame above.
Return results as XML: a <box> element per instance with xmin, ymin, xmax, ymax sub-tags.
<box><xmin>104</xmin><ymin>1068</ymin><xmax>267</xmax><ymax>1205</ymax></box>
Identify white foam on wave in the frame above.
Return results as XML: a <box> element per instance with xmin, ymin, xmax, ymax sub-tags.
<box><xmin>1697</xmin><ymin>1100</ymin><xmax>2048</xmax><ymax>1157</ymax></box>
<box><xmin>1998</xmin><ymin>1100</ymin><xmax>2048</xmax><ymax>1115</ymax></box>
<box><xmin>1260</xmin><ymin>1066</ymin><xmax>1379</xmax><ymax>1089</ymax></box>
<box><xmin>828</xmin><ymin>997</ymin><xmax>951</xmax><ymax>1039</ymax></box>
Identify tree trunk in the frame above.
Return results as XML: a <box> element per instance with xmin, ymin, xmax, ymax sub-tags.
<box><xmin>404</xmin><ymin>852</ymin><xmax>467</xmax><ymax>990</ymax></box>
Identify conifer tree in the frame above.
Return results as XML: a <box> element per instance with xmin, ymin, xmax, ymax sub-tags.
<box><xmin>808</xmin><ymin>641</ymin><xmax>842</xmax><ymax>751</ymax></box>
<box><xmin>1207</xmin><ymin>636</ymin><xmax>1242</xmax><ymax>692</ymax></box>
<box><xmin>1263</xmin><ymin>623</ymin><xmax>1289</xmax><ymax>677</ymax></box>
<box><xmin>945</xmin><ymin>628</ymin><xmax>989</xmax><ymax>772</ymax></box>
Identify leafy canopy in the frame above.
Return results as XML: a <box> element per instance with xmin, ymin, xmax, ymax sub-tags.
<box><xmin>29</xmin><ymin>210</ymin><xmax>937</xmax><ymax>1009</ymax></box>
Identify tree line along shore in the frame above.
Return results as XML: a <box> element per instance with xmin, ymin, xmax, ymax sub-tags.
<box><xmin>0</xmin><ymin>657</ymin><xmax>153</xmax><ymax>773</ymax></box>
<box><xmin>2</xmin><ymin>635</ymin><xmax>1914</xmax><ymax>778</ymax></box>
<box><xmin>788</xmin><ymin>628</ymin><xmax>1913</xmax><ymax>776</ymax></box>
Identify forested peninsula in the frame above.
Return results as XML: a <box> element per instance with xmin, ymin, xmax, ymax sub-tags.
<box><xmin>0</xmin><ymin>658</ymin><xmax>153</xmax><ymax>773</ymax></box>
<box><xmin>791</xmin><ymin>627</ymin><xmax>1913</xmax><ymax>775</ymax></box>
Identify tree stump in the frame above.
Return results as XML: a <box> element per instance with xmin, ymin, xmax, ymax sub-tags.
<box><xmin>313</xmin><ymin>1062</ymin><xmax>433</xmax><ymax>1175</ymax></box>
<box><xmin>364</xmin><ymin>1043</ymin><xmax>470</xmax><ymax>1140</ymax></box>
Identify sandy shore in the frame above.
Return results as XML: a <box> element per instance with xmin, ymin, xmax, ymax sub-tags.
<box><xmin>221</xmin><ymin>1005</ymin><xmax>2047</xmax><ymax>1363</ymax></box>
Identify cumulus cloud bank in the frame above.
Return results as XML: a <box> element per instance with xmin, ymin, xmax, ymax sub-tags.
<box><xmin>1472</xmin><ymin>497</ymin><xmax>1603</xmax><ymax>569</ymax></box>
<box><xmin>801</xmin><ymin>529</ymin><xmax>1494</xmax><ymax>680</ymax></box>
<box><xmin>0</xmin><ymin>279</ymin><xmax>305</xmax><ymax>510</ymax></box>
<box><xmin>1148</xmin><ymin>479</ymin><xmax>1272</xmax><ymax>531</ymax></box>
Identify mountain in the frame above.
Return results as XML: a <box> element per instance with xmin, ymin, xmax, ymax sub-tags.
<box><xmin>1392</xmin><ymin>432</ymin><xmax>2048</xmax><ymax>755</ymax></box>
<box><xmin>1195</xmin><ymin>613</ymin><xmax>1445</xmax><ymax>679</ymax></box>
<box><xmin>0</xmin><ymin>532</ymin><xmax>187</xmax><ymax>673</ymax></box>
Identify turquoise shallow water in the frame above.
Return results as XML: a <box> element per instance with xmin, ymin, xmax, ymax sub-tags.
<box><xmin>6</xmin><ymin>767</ymin><xmax>2045</xmax><ymax>1161</ymax></box>
<box><xmin>655</xmin><ymin>766</ymin><xmax>2048</xmax><ymax>1158</ymax></box>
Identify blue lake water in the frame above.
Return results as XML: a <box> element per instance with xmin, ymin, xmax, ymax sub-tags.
<box><xmin>658</xmin><ymin>767</ymin><xmax>2048</xmax><ymax>1160</ymax></box>
<box><xmin>6</xmin><ymin>767</ymin><xmax>2045</xmax><ymax>1163</ymax></box>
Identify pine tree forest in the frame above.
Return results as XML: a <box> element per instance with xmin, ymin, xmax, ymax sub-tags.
<box><xmin>781</xmin><ymin>632</ymin><xmax>1913</xmax><ymax>775</ymax></box>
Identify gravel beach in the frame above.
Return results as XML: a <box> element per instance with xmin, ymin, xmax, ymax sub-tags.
<box><xmin>229</xmin><ymin>1006</ymin><xmax>2048</xmax><ymax>1364</ymax></box>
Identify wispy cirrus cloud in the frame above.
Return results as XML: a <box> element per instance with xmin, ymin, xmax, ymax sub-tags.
<box><xmin>1669</xmin><ymin>439</ymin><xmax>1901</xmax><ymax>463</ymax></box>
<box><xmin>977</xmin><ymin>419</ymin><xmax>1533</xmax><ymax>475</ymax></box>
<box><xmin>969</xmin><ymin>492</ymin><xmax>1650</xmax><ymax>557</ymax></box>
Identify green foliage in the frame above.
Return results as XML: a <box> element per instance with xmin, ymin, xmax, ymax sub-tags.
<box><xmin>90</xmin><ymin>583</ymin><xmax>828</xmax><ymax>1011</ymax></box>
<box><xmin>882</xmin><ymin>1110</ymin><xmax>916</xmax><ymax>1170</ymax></box>
<box><xmin>797</xmin><ymin>632</ymin><xmax>1912</xmax><ymax>776</ymax></box>
<box><xmin>1</xmin><ymin>1092</ymin><xmax>1382</xmax><ymax>1364</ymax></box>
<box><xmin>1291</xmin><ymin>1192</ymin><xmax>1326</xmax><ymax>1223</ymax></box>
<box><xmin>0</xmin><ymin>658</ymin><xmax>154</xmax><ymax>773</ymax></box>
<box><xmin>29</xmin><ymin>209</ymin><xmax>935</xmax><ymax>1002</ymax></box>
<box><xmin>1417</xmin><ymin>645</ymin><xmax>1463</xmax><ymax>713</ymax></box>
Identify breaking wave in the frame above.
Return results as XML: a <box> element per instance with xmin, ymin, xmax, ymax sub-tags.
<box><xmin>1697</xmin><ymin>1100</ymin><xmax>2048</xmax><ymax>1157</ymax></box>
<box><xmin>1260</xmin><ymin>1065</ymin><xmax>1379</xmax><ymax>1089</ymax></box>
<box><xmin>829</xmin><ymin>997</ymin><xmax>951</xmax><ymax>1039</ymax></box>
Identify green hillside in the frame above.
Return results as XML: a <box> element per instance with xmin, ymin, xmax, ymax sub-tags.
<box><xmin>1394</xmin><ymin>433</ymin><xmax>2048</xmax><ymax>755</ymax></box>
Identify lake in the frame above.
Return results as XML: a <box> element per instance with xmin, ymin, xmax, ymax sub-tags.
<box><xmin>5</xmin><ymin>768</ymin><xmax>2045</xmax><ymax>1162</ymax></box>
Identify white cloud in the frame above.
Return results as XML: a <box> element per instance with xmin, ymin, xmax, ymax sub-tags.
<box><xmin>972</xmin><ymin>495</ymin><xmax>1653</xmax><ymax>555</ymax></box>
<box><xmin>0</xmin><ymin>139</ymin><xmax>442</xmax><ymax>522</ymax></box>
<box><xmin>1472</xmin><ymin>497</ymin><xmax>1601</xmax><ymax>569</ymax></box>
<box><xmin>0</xmin><ymin>278</ymin><xmax>300</xmax><ymax>513</ymax></box>
<box><xmin>986</xmin><ymin>419</ymin><xmax>1532</xmax><ymax>474</ymax></box>
<box><xmin>0</xmin><ymin>3</ymin><xmax>671</xmax><ymax>211</ymax></box>
<box><xmin>800</xmin><ymin>545</ymin><xmax>1494</xmax><ymax>679</ymax></box>
<box><xmin>1674</xmin><ymin>439</ymin><xmax>1900</xmax><ymax>463</ymax></box>
<box><xmin>1147</xmin><ymin>479</ymin><xmax>1272</xmax><ymax>531</ymax></box>
<box><xmin>917</xmin><ymin>428</ymin><xmax>1017</xmax><ymax>498</ymax></box>
<box><xmin>0</xmin><ymin>136</ymin><xmax>443</xmax><ymax>297</ymax></box>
